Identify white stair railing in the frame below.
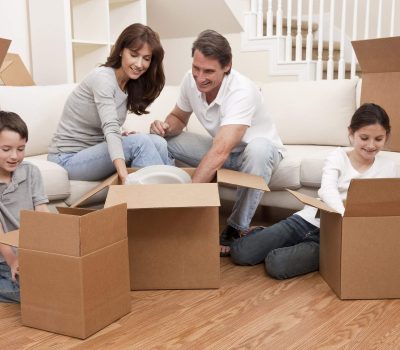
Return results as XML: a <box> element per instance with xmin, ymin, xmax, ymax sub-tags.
<box><xmin>243</xmin><ymin>0</ymin><xmax>400</xmax><ymax>80</ymax></box>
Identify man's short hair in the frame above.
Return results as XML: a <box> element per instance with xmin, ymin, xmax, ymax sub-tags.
<box><xmin>192</xmin><ymin>30</ymin><xmax>232</xmax><ymax>73</ymax></box>
<box><xmin>0</xmin><ymin>111</ymin><xmax>29</xmax><ymax>141</ymax></box>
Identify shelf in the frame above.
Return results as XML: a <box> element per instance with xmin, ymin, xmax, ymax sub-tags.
<box><xmin>109</xmin><ymin>0</ymin><xmax>144</xmax><ymax>42</ymax></box>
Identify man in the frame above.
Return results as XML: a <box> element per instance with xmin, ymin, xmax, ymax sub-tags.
<box><xmin>150</xmin><ymin>30</ymin><xmax>285</xmax><ymax>256</ymax></box>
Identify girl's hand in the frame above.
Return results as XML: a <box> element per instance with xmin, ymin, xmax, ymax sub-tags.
<box><xmin>121</xmin><ymin>130</ymin><xmax>136</xmax><ymax>136</ymax></box>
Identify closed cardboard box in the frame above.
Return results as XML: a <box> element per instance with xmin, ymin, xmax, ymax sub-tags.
<box><xmin>15</xmin><ymin>204</ymin><xmax>130</xmax><ymax>339</ymax></box>
<box><xmin>289</xmin><ymin>178</ymin><xmax>400</xmax><ymax>299</ymax></box>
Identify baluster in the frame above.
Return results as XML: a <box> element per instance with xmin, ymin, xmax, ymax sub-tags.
<box><xmin>276</xmin><ymin>0</ymin><xmax>283</xmax><ymax>36</ymax></box>
<box><xmin>338</xmin><ymin>0</ymin><xmax>347</xmax><ymax>80</ymax></box>
<box><xmin>286</xmin><ymin>0</ymin><xmax>293</xmax><ymax>62</ymax></box>
<box><xmin>306</xmin><ymin>0</ymin><xmax>314</xmax><ymax>62</ymax></box>
<box><xmin>350</xmin><ymin>0</ymin><xmax>359</xmax><ymax>79</ymax></box>
<box><xmin>296</xmin><ymin>0</ymin><xmax>303</xmax><ymax>61</ymax></box>
<box><xmin>256</xmin><ymin>0</ymin><xmax>264</xmax><ymax>37</ymax></box>
<box><xmin>364</xmin><ymin>0</ymin><xmax>370</xmax><ymax>39</ymax></box>
<box><xmin>377</xmin><ymin>0</ymin><xmax>383</xmax><ymax>37</ymax></box>
<box><xmin>390</xmin><ymin>0</ymin><xmax>396</xmax><ymax>36</ymax></box>
<box><xmin>316</xmin><ymin>0</ymin><xmax>324</xmax><ymax>80</ymax></box>
<box><xmin>327</xmin><ymin>0</ymin><xmax>335</xmax><ymax>80</ymax></box>
<box><xmin>267</xmin><ymin>0</ymin><xmax>273</xmax><ymax>36</ymax></box>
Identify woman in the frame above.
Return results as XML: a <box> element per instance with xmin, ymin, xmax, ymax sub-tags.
<box><xmin>48</xmin><ymin>23</ymin><xmax>172</xmax><ymax>184</ymax></box>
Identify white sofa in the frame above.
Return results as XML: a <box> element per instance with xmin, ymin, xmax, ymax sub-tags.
<box><xmin>1</xmin><ymin>78</ymin><xmax>400</xmax><ymax>210</ymax></box>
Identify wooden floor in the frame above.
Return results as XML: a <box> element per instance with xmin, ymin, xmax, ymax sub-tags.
<box><xmin>1</xmin><ymin>259</ymin><xmax>400</xmax><ymax>349</ymax></box>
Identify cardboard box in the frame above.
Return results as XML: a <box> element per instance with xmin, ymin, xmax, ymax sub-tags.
<box><xmin>0</xmin><ymin>37</ymin><xmax>35</xmax><ymax>86</ymax></box>
<box><xmin>72</xmin><ymin>168</ymin><xmax>270</xmax><ymax>290</ymax></box>
<box><xmin>352</xmin><ymin>36</ymin><xmax>400</xmax><ymax>151</ymax></box>
<box><xmin>288</xmin><ymin>178</ymin><xmax>400</xmax><ymax>299</ymax></box>
<box><xmin>0</xmin><ymin>204</ymin><xmax>131</xmax><ymax>339</ymax></box>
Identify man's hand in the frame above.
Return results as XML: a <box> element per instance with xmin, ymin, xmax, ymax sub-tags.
<box><xmin>150</xmin><ymin>120</ymin><xmax>170</xmax><ymax>137</ymax></box>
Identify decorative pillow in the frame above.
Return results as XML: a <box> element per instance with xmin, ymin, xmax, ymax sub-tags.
<box><xmin>0</xmin><ymin>84</ymin><xmax>76</xmax><ymax>157</ymax></box>
<box><xmin>261</xmin><ymin>78</ymin><xmax>358</xmax><ymax>146</ymax></box>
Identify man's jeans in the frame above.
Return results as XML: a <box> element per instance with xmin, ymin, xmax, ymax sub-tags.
<box><xmin>48</xmin><ymin>134</ymin><xmax>174</xmax><ymax>181</ymax></box>
<box><xmin>230</xmin><ymin>214</ymin><xmax>320</xmax><ymax>279</ymax></box>
<box><xmin>167</xmin><ymin>132</ymin><xmax>282</xmax><ymax>231</ymax></box>
<box><xmin>0</xmin><ymin>261</ymin><xmax>20</xmax><ymax>303</ymax></box>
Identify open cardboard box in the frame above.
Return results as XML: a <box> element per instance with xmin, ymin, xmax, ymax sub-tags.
<box><xmin>72</xmin><ymin>168</ymin><xmax>270</xmax><ymax>290</ymax></box>
<box><xmin>352</xmin><ymin>36</ymin><xmax>400</xmax><ymax>151</ymax></box>
<box><xmin>0</xmin><ymin>204</ymin><xmax>131</xmax><ymax>339</ymax></box>
<box><xmin>0</xmin><ymin>37</ymin><xmax>35</xmax><ymax>86</ymax></box>
<box><xmin>288</xmin><ymin>178</ymin><xmax>400</xmax><ymax>300</ymax></box>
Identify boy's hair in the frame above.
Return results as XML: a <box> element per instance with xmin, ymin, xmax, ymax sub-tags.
<box><xmin>349</xmin><ymin>103</ymin><xmax>391</xmax><ymax>135</ymax></box>
<box><xmin>192</xmin><ymin>29</ymin><xmax>232</xmax><ymax>73</ymax></box>
<box><xmin>0</xmin><ymin>111</ymin><xmax>29</xmax><ymax>141</ymax></box>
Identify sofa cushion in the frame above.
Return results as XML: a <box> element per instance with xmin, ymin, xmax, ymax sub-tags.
<box><xmin>261</xmin><ymin>78</ymin><xmax>358</xmax><ymax>146</ymax></box>
<box><xmin>24</xmin><ymin>155</ymin><xmax>70</xmax><ymax>201</ymax></box>
<box><xmin>0</xmin><ymin>84</ymin><xmax>77</xmax><ymax>157</ymax></box>
<box><xmin>270</xmin><ymin>145</ymin><xmax>338</xmax><ymax>190</ymax></box>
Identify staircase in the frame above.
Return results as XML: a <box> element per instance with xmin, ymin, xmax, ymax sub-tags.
<box><xmin>227</xmin><ymin>0</ymin><xmax>399</xmax><ymax>81</ymax></box>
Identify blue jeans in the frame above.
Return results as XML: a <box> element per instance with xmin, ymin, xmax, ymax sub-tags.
<box><xmin>0</xmin><ymin>261</ymin><xmax>20</xmax><ymax>303</ymax></box>
<box><xmin>48</xmin><ymin>134</ymin><xmax>174</xmax><ymax>181</ymax></box>
<box><xmin>230</xmin><ymin>214</ymin><xmax>320</xmax><ymax>279</ymax></box>
<box><xmin>167</xmin><ymin>132</ymin><xmax>282</xmax><ymax>231</ymax></box>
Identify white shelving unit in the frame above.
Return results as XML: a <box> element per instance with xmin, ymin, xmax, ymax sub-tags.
<box><xmin>29</xmin><ymin>0</ymin><xmax>146</xmax><ymax>85</ymax></box>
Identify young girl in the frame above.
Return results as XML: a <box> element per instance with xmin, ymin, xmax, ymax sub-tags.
<box><xmin>230</xmin><ymin>103</ymin><xmax>397</xmax><ymax>279</ymax></box>
<box><xmin>48</xmin><ymin>23</ymin><xmax>173</xmax><ymax>184</ymax></box>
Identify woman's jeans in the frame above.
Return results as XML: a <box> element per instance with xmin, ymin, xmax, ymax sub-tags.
<box><xmin>167</xmin><ymin>132</ymin><xmax>282</xmax><ymax>231</ymax></box>
<box><xmin>230</xmin><ymin>214</ymin><xmax>320</xmax><ymax>279</ymax></box>
<box><xmin>48</xmin><ymin>134</ymin><xmax>174</xmax><ymax>181</ymax></box>
<box><xmin>0</xmin><ymin>261</ymin><xmax>20</xmax><ymax>303</ymax></box>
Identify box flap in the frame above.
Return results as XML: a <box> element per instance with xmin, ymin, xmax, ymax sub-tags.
<box><xmin>286</xmin><ymin>189</ymin><xmax>338</xmax><ymax>213</ymax></box>
<box><xmin>0</xmin><ymin>53</ymin><xmax>35</xmax><ymax>86</ymax></box>
<box><xmin>217</xmin><ymin>169</ymin><xmax>270</xmax><ymax>191</ymax></box>
<box><xmin>352</xmin><ymin>37</ymin><xmax>400</xmax><ymax>73</ymax></box>
<box><xmin>0</xmin><ymin>230</ymin><xmax>19</xmax><ymax>247</ymax></box>
<box><xmin>57</xmin><ymin>207</ymin><xmax>96</xmax><ymax>216</ymax></box>
<box><xmin>70</xmin><ymin>173</ymin><xmax>118</xmax><ymax>208</ymax></box>
<box><xmin>79</xmin><ymin>203</ymin><xmax>127</xmax><ymax>255</ymax></box>
<box><xmin>345</xmin><ymin>178</ymin><xmax>400</xmax><ymax>217</ymax></box>
<box><xmin>0</xmin><ymin>38</ymin><xmax>11</xmax><ymax>67</ymax></box>
<box><xmin>105</xmin><ymin>183</ymin><xmax>220</xmax><ymax>209</ymax></box>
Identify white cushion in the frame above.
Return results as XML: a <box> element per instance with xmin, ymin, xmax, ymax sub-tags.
<box><xmin>0</xmin><ymin>84</ymin><xmax>77</xmax><ymax>157</ymax></box>
<box><xmin>270</xmin><ymin>145</ymin><xmax>338</xmax><ymax>190</ymax></box>
<box><xmin>24</xmin><ymin>155</ymin><xmax>70</xmax><ymax>201</ymax></box>
<box><xmin>261</xmin><ymin>78</ymin><xmax>358</xmax><ymax>146</ymax></box>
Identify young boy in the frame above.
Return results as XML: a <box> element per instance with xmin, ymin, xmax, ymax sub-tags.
<box><xmin>0</xmin><ymin>111</ymin><xmax>49</xmax><ymax>303</ymax></box>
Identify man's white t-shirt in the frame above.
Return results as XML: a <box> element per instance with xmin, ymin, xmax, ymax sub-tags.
<box><xmin>296</xmin><ymin>147</ymin><xmax>398</xmax><ymax>227</ymax></box>
<box><xmin>176</xmin><ymin>69</ymin><xmax>285</xmax><ymax>153</ymax></box>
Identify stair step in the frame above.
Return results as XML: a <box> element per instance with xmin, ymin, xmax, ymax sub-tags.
<box><xmin>264</xmin><ymin>17</ymin><xmax>319</xmax><ymax>36</ymax></box>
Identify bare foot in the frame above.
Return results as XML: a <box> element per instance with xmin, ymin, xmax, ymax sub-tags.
<box><xmin>220</xmin><ymin>245</ymin><xmax>231</xmax><ymax>257</ymax></box>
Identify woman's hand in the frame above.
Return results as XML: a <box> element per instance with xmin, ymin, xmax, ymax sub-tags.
<box><xmin>122</xmin><ymin>130</ymin><xmax>136</xmax><ymax>136</ymax></box>
<box><xmin>9</xmin><ymin>256</ymin><xmax>19</xmax><ymax>282</ymax></box>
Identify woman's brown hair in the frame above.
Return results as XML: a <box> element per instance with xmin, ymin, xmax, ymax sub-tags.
<box><xmin>104</xmin><ymin>23</ymin><xmax>165</xmax><ymax>115</ymax></box>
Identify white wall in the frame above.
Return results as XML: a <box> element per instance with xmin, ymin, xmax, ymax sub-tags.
<box><xmin>0</xmin><ymin>0</ymin><xmax>31</xmax><ymax>71</ymax></box>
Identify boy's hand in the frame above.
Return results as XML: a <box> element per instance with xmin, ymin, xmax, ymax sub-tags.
<box><xmin>0</xmin><ymin>243</ymin><xmax>19</xmax><ymax>282</ymax></box>
<box><xmin>150</xmin><ymin>120</ymin><xmax>170</xmax><ymax>137</ymax></box>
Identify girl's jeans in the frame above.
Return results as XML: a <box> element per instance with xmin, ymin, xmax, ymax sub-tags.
<box><xmin>48</xmin><ymin>134</ymin><xmax>174</xmax><ymax>181</ymax></box>
<box><xmin>167</xmin><ymin>132</ymin><xmax>282</xmax><ymax>231</ymax></box>
<box><xmin>230</xmin><ymin>214</ymin><xmax>320</xmax><ymax>279</ymax></box>
<box><xmin>0</xmin><ymin>261</ymin><xmax>20</xmax><ymax>303</ymax></box>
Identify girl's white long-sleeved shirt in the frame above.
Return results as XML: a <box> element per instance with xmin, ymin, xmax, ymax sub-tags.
<box><xmin>296</xmin><ymin>147</ymin><xmax>398</xmax><ymax>227</ymax></box>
